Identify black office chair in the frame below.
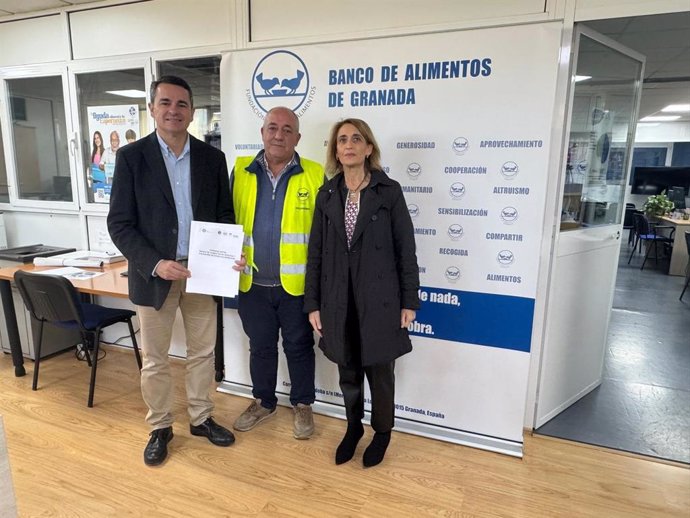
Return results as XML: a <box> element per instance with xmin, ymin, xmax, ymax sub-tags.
<box><xmin>627</xmin><ymin>213</ymin><xmax>675</xmax><ymax>270</ymax></box>
<box><xmin>14</xmin><ymin>270</ymin><xmax>141</xmax><ymax>407</ymax></box>
<box><xmin>681</xmin><ymin>231</ymin><xmax>690</xmax><ymax>302</ymax></box>
<box><xmin>623</xmin><ymin>204</ymin><xmax>636</xmax><ymax>246</ymax></box>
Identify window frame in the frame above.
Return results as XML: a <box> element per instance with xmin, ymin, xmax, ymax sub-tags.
<box><xmin>0</xmin><ymin>63</ymin><xmax>78</xmax><ymax>211</ymax></box>
<box><xmin>67</xmin><ymin>56</ymin><xmax>154</xmax><ymax>214</ymax></box>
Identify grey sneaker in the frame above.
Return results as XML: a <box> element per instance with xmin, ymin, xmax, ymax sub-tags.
<box><xmin>293</xmin><ymin>403</ymin><xmax>314</xmax><ymax>439</ymax></box>
<box><xmin>233</xmin><ymin>399</ymin><xmax>276</xmax><ymax>432</ymax></box>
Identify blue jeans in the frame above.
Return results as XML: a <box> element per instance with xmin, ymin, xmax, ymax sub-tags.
<box><xmin>237</xmin><ymin>285</ymin><xmax>315</xmax><ymax>409</ymax></box>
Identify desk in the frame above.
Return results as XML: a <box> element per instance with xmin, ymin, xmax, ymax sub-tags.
<box><xmin>659</xmin><ymin>216</ymin><xmax>690</xmax><ymax>276</ymax></box>
<box><xmin>0</xmin><ymin>263</ymin><xmax>224</xmax><ymax>379</ymax></box>
<box><xmin>0</xmin><ymin>262</ymin><xmax>127</xmax><ymax>377</ymax></box>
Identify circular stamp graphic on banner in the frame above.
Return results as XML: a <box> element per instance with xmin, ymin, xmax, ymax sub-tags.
<box><xmin>497</xmin><ymin>249</ymin><xmax>515</xmax><ymax>266</ymax></box>
<box><xmin>407</xmin><ymin>204</ymin><xmax>420</xmax><ymax>218</ymax></box>
<box><xmin>445</xmin><ymin>266</ymin><xmax>461</xmax><ymax>282</ymax></box>
<box><xmin>251</xmin><ymin>50</ymin><xmax>310</xmax><ymax>113</ymax></box>
<box><xmin>407</xmin><ymin>162</ymin><xmax>422</xmax><ymax>179</ymax></box>
<box><xmin>500</xmin><ymin>206</ymin><xmax>519</xmax><ymax>224</ymax></box>
<box><xmin>449</xmin><ymin>182</ymin><xmax>466</xmax><ymax>199</ymax></box>
<box><xmin>447</xmin><ymin>224</ymin><xmax>464</xmax><ymax>240</ymax></box>
<box><xmin>452</xmin><ymin>137</ymin><xmax>469</xmax><ymax>155</ymax></box>
<box><xmin>500</xmin><ymin>161</ymin><xmax>519</xmax><ymax>180</ymax></box>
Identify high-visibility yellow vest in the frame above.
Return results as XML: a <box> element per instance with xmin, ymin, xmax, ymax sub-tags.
<box><xmin>233</xmin><ymin>156</ymin><xmax>323</xmax><ymax>295</ymax></box>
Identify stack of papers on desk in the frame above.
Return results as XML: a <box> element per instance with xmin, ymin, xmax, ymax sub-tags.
<box><xmin>33</xmin><ymin>250</ymin><xmax>124</xmax><ymax>268</ymax></box>
<box><xmin>33</xmin><ymin>267</ymin><xmax>105</xmax><ymax>280</ymax></box>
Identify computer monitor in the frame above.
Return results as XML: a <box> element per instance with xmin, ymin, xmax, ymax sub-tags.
<box><xmin>630</xmin><ymin>166</ymin><xmax>690</xmax><ymax>196</ymax></box>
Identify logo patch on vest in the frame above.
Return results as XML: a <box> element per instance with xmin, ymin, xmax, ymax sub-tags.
<box><xmin>296</xmin><ymin>187</ymin><xmax>310</xmax><ymax>207</ymax></box>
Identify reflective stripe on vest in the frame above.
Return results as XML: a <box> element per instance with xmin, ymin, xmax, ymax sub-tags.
<box><xmin>233</xmin><ymin>155</ymin><xmax>323</xmax><ymax>295</ymax></box>
<box><xmin>282</xmin><ymin>232</ymin><xmax>309</xmax><ymax>244</ymax></box>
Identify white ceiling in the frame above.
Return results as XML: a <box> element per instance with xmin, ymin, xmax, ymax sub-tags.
<box><xmin>0</xmin><ymin>2</ymin><xmax>687</xmax><ymax>121</ymax></box>
<box><xmin>0</xmin><ymin>0</ymin><xmax>104</xmax><ymax>16</ymax></box>
<box><xmin>584</xmin><ymin>12</ymin><xmax>690</xmax><ymax>122</ymax></box>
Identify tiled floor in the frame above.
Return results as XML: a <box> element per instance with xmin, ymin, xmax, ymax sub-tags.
<box><xmin>536</xmin><ymin>239</ymin><xmax>690</xmax><ymax>464</ymax></box>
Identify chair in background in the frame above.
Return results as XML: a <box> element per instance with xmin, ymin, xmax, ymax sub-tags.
<box><xmin>623</xmin><ymin>203</ymin><xmax>636</xmax><ymax>246</ymax></box>
<box><xmin>681</xmin><ymin>231</ymin><xmax>690</xmax><ymax>302</ymax></box>
<box><xmin>627</xmin><ymin>213</ymin><xmax>675</xmax><ymax>271</ymax></box>
<box><xmin>14</xmin><ymin>270</ymin><xmax>141</xmax><ymax>407</ymax></box>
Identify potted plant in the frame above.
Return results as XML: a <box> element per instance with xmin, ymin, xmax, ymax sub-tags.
<box><xmin>643</xmin><ymin>192</ymin><xmax>674</xmax><ymax>220</ymax></box>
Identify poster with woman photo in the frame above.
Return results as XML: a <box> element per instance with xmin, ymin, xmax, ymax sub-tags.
<box><xmin>86</xmin><ymin>105</ymin><xmax>139</xmax><ymax>203</ymax></box>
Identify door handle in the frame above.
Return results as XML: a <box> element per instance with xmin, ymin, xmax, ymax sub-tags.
<box><xmin>69</xmin><ymin>132</ymin><xmax>78</xmax><ymax>157</ymax></box>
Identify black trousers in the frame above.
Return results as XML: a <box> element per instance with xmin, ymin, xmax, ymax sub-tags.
<box><xmin>338</xmin><ymin>273</ymin><xmax>395</xmax><ymax>433</ymax></box>
<box><xmin>338</xmin><ymin>361</ymin><xmax>395</xmax><ymax>433</ymax></box>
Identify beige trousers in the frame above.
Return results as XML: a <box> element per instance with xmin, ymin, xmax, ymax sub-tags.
<box><xmin>136</xmin><ymin>279</ymin><xmax>216</xmax><ymax>429</ymax></box>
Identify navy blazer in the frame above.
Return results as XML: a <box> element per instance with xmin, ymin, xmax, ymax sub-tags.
<box><xmin>107</xmin><ymin>132</ymin><xmax>232</xmax><ymax>310</ymax></box>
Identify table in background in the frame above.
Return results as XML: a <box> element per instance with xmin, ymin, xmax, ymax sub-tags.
<box><xmin>659</xmin><ymin>216</ymin><xmax>690</xmax><ymax>276</ymax></box>
<box><xmin>0</xmin><ymin>262</ymin><xmax>128</xmax><ymax>376</ymax></box>
<box><xmin>0</xmin><ymin>262</ymin><xmax>225</xmax><ymax>379</ymax></box>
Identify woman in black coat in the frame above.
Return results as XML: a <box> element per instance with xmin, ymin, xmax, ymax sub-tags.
<box><xmin>304</xmin><ymin>118</ymin><xmax>420</xmax><ymax>467</ymax></box>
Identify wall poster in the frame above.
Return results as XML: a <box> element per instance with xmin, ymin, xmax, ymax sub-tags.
<box><xmin>86</xmin><ymin>104</ymin><xmax>139</xmax><ymax>203</ymax></box>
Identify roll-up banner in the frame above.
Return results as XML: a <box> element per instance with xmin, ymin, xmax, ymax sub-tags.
<box><xmin>219</xmin><ymin>22</ymin><xmax>561</xmax><ymax>456</ymax></box>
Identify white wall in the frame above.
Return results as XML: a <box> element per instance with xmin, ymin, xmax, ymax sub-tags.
<box><xmin>635</xmin><ymin>121</ymin><xmax>690</xmax><ymax>142</ymax></box>
<box><xmin>0</xmin><ymin>15</ymin><xmax>68</xmax><ymax>67</ymax></box>
<box><xmin>69</xmin><ymin>0</ymin><xmax>236</xmax><ymax>59</ymax></box>
<box><xmin>575</xmin><ymin>0</ymin><xmax>690</xmax><ymax>21</ymax></box>
<box><xmin>249</xmin><ymin>0</ymin><xmax>549</xmax><ymax>42</ymax></box>
<box><xmin>3</xmin><ymin>212</ymin><xmax>85</xmax><ymax>249</ymax></box>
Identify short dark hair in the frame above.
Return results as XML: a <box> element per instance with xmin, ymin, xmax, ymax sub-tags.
<box><xmin>149</xmin><ymin>75</ymin><xmax>194</xmax><ymax>107</ymax></box>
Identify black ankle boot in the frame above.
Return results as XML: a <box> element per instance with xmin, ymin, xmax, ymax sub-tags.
<box><xmin>363</xmin><ymin>431</ymin><xmax>391</xmax><ymax>468</ymax></box>
<box><xmin>335</xmin><ymin>421</ymin><xmax>364</xmax><ymax>465</ymax></box>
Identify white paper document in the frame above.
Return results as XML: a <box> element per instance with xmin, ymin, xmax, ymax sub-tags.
<box><xmin>33</xmin><ymin>267</ymin><xmax>106</xmax><ymax>280</ymax></box>
<box><xmin>33</xmin><ymin>250</ymin><xmax>125</xmax><ymax>268</ymax></box>
<box><xmin>186</xmin><ymin>221</ymin><xmax>244</xmax><ymax>298</ymax></box>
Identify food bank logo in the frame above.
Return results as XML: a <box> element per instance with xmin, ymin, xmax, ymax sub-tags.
<box><xmin>251</xmin><ymin>50</ymin><xmax>310</xmax><ymax>114</ymax></box>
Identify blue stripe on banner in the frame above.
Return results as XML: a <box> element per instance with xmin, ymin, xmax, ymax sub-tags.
<box><xmin>409</xmin><ymin>286</ymin><xmax>534</xmax><ymax>352</ymax></box>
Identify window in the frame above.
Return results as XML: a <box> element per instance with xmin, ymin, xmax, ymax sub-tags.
<box><xmin>7</xmin><ymin>76</ymin><xmax>72</xmax><ymax>201</ymax></box>
<box><xmin>157</xmin><ymin>57</ymin><xmax>221</xmax><ymax>149</ymax></box>
<box><xmin>560</xmin><ymin>35</ymin><xmax>642</xmax><ymax>230</ymax></box>
<box><xmin>75</xmin><ymin>69</ymin><xmax>147</xmax><ymax>204</ymax></box>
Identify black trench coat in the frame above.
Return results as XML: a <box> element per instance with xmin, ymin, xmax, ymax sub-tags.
<box><xmin>304</xmin><ymin>169</ymin><xmax>420</xmax><ymax>367</ymax></box>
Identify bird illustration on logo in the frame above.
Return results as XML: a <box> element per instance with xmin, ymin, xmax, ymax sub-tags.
<box><xmin>255</xmin><ymin>70</ymin><xmax>305</xmax><ymax>96</ymax></box>
<box><xmin>280</xmin><ymin>70</ymin><xmax>305</xmax><ymax>94</ymax></box>
<box><xmin>256</xmin><ymin>73</ymin><xmax>279</xmax><ymax>95</ymax></box>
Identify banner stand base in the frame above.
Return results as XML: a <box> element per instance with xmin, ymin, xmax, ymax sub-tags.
<box><xmin>217</xmin><ymin>381</ymin><xmax>523</xmax><ymax>458</ymax></box>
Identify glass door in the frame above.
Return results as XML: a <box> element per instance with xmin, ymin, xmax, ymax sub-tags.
<box><xmin>535</xmin><ymin>25</ymin><xmax>645</xmax><ymax>427</ymax></box>
<box><xmin>560</xmin><ymin>29</ymin><xmax>644</xmax><ymax>231</ymax></box>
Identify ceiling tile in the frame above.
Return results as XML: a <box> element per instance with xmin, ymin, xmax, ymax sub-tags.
<box><xmin>0</xmin><ymin>0</ymin><xmax>67</xmax><ymax>14</ymax></box>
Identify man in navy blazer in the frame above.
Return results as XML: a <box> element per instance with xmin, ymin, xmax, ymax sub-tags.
<box><xmin>108</xmin><ymin>75</ymin><xmax>235</xmax><ymax>466</ymax></box>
